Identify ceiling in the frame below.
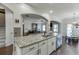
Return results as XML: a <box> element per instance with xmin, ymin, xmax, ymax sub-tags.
<box><xmin>27</xmin><ymin>3</ymin><xmax>79</xmax><ymax>20</ymax></box>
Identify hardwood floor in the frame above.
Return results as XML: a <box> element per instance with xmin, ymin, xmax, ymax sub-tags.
<box><xmin>51</xmin><ymin>41</ymin><xmax>79</xmax><ymax>55</ymax></box>
<box><xmin>0</xmin><ymin>44</ymin><xmax>13</xmax><ymax>55</ymax></box>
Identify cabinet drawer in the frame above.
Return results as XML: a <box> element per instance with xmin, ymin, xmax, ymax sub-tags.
<box><xmin>24</xmin><ymin>49</ymin><xmax>39</xmax><ymax>55</ymax></box>
<box><xmin>21</xmin><ymin>44</ymin><xmax>38</xmax><ymax>55</ymax></box>
<box><xmin>39</xmin><ymin>40</ymin><xmax>47</xmax><ymax>47</ymax></box>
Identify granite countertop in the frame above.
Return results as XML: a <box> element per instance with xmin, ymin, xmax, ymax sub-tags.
<box><xmin>15</xmin><ymin>34</ymin><xmax>54</xmax><ymax>48</ymax></box>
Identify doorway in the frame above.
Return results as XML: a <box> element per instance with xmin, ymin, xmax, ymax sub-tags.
<box><xmin>0</xmin><ymin>9</ymin><xmax>5</xmax><ymax>48</ymax></box>
<box><xmin>67</xmin><ymin>24</ymin><xmax>72</xmax><ymax>37</ymax></box>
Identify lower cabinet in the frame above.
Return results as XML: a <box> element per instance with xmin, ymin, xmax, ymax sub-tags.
<box><xmin>19</xmin><ymin>37</ymin><xmax>56</xmax><ymax>55</ymax></box>
<box><xmin>48</xmin><ymin>37</ymin><xmax>56</xmax><ymax>54</ymax></box>
<box><xmin>21</xmin><ymin>44</ymin><xmax>38</xmax><ymax>55</ymax></box>
<box><xmin>25</xmin><ymin>49</ymin><xmax>39</xmax><ymax>55</ymax></box>
<box><xmin>38</xmin><ymin>40</ymin><xmax>48</xmax><ymax>55</ymax></box>
<box><xmin>21</xmin><ymin>40</ymin><xmax>48</xmax><ymax>55</ymax></box>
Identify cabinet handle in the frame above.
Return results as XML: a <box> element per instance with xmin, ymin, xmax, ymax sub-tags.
<box><xmin>37</xmin><ymin>49</ymin><xmax>39</xmax><ymax>55</ymax></box>
<box><xmin>52</xmin><ymin>42</ymin><xmax>54</xmax><ymax>45</ymax></box>
<box><xmin>39</xmin><ymin>49</ymin><xmax>41</xmax><ymax>54</ymax></box>
<box><xmin>37</xmin><ymin>49</ymin><xmax>41</xmax><ymax>55</ymax></box>
<box><xmin>29</xmin><ymin>47</ymin><xmax>34</xmax><ymax>51</ymax></box>
<box><xmin>42</xmin><ymin>42</ymin><xmax>45</xmax><ymax>45</ymax></box>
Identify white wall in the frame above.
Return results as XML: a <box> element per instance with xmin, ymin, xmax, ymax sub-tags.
<box><xmin>5</xmin><ymin>9</ymin><xmax>14</xmax><ymax>46</ymax></box>
<box><xmin>3</xmin><ymin>3</ymin><xmax>37</xmax><ymax>27</ymax></box>
<box><xmin>62</xmin><ymin>23</ymin><xmax>67</xmax><ymax>36</ymax></box>
<box><xmin>62</xmin><ymin>19</ymin><xmax>70</xmax><ymax>36</ymax></box>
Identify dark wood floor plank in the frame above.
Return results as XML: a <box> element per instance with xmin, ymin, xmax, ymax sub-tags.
<box><xmin>51</xmin><ymin>41</ymin><xmax>79</xmax><ymax>55</ymax></box>
<box><xmin>0</xmin><ymin>44</ymin><xmax>13</xmax><ymax>55</ymax></box>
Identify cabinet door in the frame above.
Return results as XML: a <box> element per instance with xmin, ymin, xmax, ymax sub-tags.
<box><xmin>25</xmin><ymin>49</ymin><xmax>39</xmax><ymax>55</ymax></box>
<box><xmin>21</xmin><ymin>44</ymin><xmax>38</xmax><ymax>55</ymax></box>
<box><xmin>52</xmin><ymin>37</ymin><xmax>56</xmax><ymax>51</ymax></box>
<box><xmin>48</xmin><ymin>37</ymin><xmax>56</xmax><ymax>54</ymax></box>
<box><xmin>39</xmin><ymin>40</ymin><xmax>48</xmax><ymax>55</ymax></box>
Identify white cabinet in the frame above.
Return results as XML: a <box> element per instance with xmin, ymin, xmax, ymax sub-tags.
<box><xmin>48</xmin><ymin>37</ymin><xmax>56</xmax><ymax>54</ymax></box>
<box><xmin>25</xmin><ymin>49</ymin><xmax>39</xmax><ymax>55</ymax></box>
<box><xmin>21</xmin><ymin>40</ymin><xmax>48</xmax><ymax>55</ymax></box>
<box><xmin>53</xmin><ymin>38</ymin><xmax>56</xmax><ymax>50</ymax></box>
<box><xmin>38</xmin><ymin>40</ymin><xmax>48</xmax><ymax>55</ymax></box>
<box><xmin>15</xmin><ymin>37</ymin><xmax>57</xmax><ymax>55</ymax></box>
<box><xmin>15</xmin><ymin>43</ymin><xmax>21</xmax><ymax>55</ymax></box>
<box><xmin>21</xmin><ymin>44</ymin><xmax>38</xmax><ymax>55</ymax></box>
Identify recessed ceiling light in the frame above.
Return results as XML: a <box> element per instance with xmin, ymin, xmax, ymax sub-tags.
<box><xmin>49</xmin><ymin>10</ymin><xmax>53</xmax><ymax>13</ymax></box>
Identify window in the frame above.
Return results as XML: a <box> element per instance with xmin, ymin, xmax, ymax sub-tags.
<box><xmin>67</xmin><ymin>24</ymin><xmax>72</xmax><ymax>37</ymax></box>
<box><xmin>53</xmin><ymin>24</ymin><xmax>58</xmax><ymax>32</ymax></box>
<box><xmin>53</xmin><ymin>24</ymin><xmax>59</xmax><ymax>36</ymax></box>
<box><xmin>50</xmin><ymin>21</ymin><xmax>60</xmax><ymax>36</ymax></box>
<box><xmin>42</xmin><ymin>24</ymin><xmax>46</xmax><ymax>32</ymax></box>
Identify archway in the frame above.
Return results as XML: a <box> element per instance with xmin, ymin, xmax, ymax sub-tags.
<box><xmin>22</xmin><ymin>13</ymin><xmax>48</xmax><ymax>36</ymax></box>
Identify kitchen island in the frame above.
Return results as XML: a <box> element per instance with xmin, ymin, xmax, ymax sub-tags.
<box><xmin>14</xmin><ymin>34</ymin><xmax>57</xmax><ymax>55</ymax></box>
